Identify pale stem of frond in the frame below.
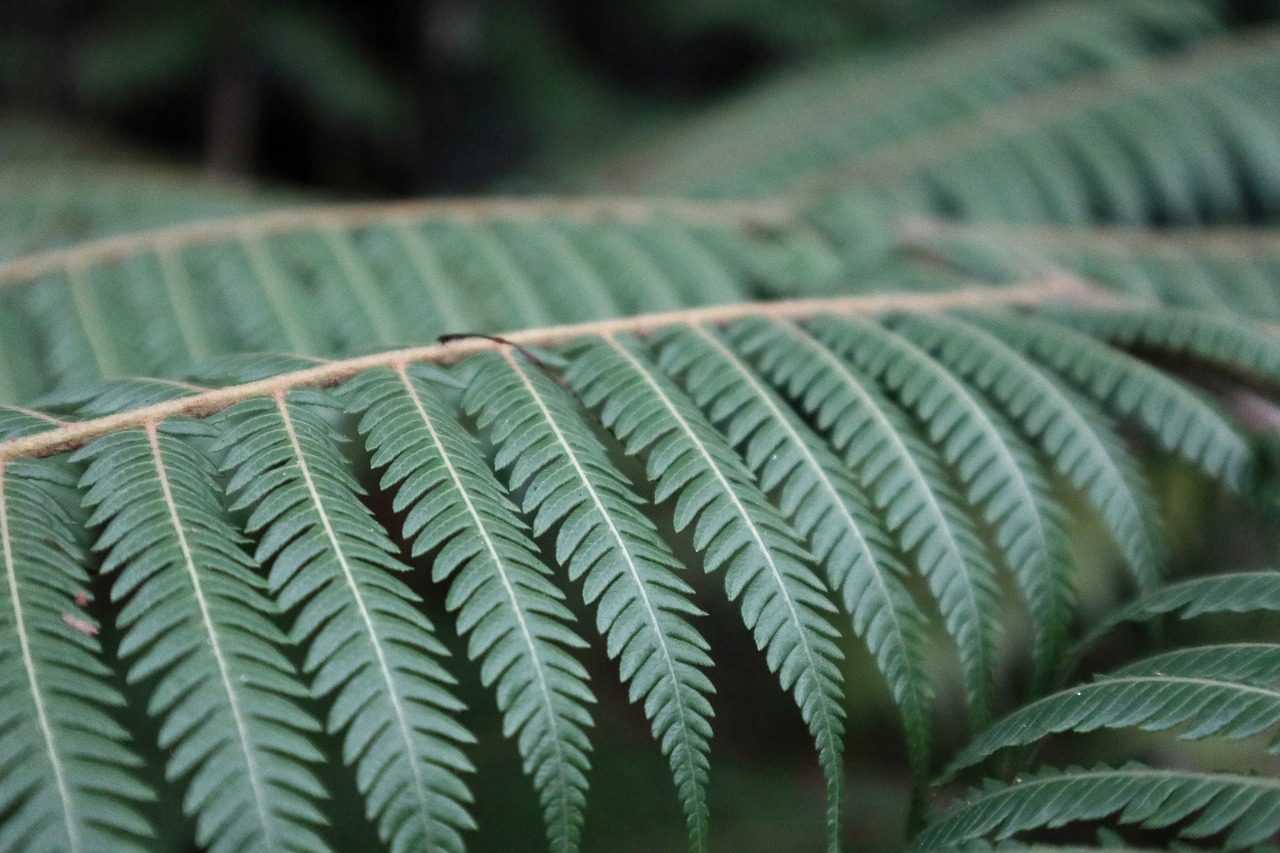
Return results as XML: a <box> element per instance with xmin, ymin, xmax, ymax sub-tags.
<box><xmin>0</xmin><ymin>278</ymin><xmax>1123</xmax><ymax>462</ymax></box>
<box><xmin>897</xmin><ymin>216</ymin><xmax>1280</xmax><ymax>260</ymax></box>
<box><xmin>0</xmin><ymin>196</ymin><xmax>797</xmax><ymax>288</ymax></box>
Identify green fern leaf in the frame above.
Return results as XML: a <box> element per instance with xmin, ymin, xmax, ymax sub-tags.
<box><xmin>563</xmin><ymin>334</ymin><xmax>847</xmax><ymax>851</ymax></box>
<box><xmin>730</xmin><ymin>316</ymin><xmax>1000</xmax><ymax>725</ymax></box>
<box><xmin>1083</xmin><ymin>569</ymin><xmax>1280</xmax><ymax>646</ymax></box>
<box><xmin>885</xmin><ymin>311</ymin><xmax>1163</xmax><ymax>589</ymax></box>
<box><xmin>464</xmin><ymin>349</ymin><xmax>716</xmax><ymax>851</ymax></box>
<box><xmin>344</xmin><ymin>365</ymin><xmax>594</xmax><ymax>853</ymax></box>
<box><xmin>945</xmin><ymin>642</ymin><xmax>1280</xmax><ymax>777</ymax></box>
<box><xmin>969</xmin><ymin>311</ymin><xmax>1253</xmax><ymax>490</ymax></box>
<box><xmin>654</xmin><ymin>323</ymin><xmax>933</xmax><ymax>778</ymax></box>
<box><xmin>213</xmin><ymin>392</ymin><xmax>476</xmax><ymax>853</ymax></box>
<box><xmin>911</xmin><ymin>763</ymin><xmax>1280</xmax><ymax>850</ymax></box>
<box><xmin>0</xmin><ymin>458</ymin><xmax>153</xmax><ymax>853</ymax></box>
<box><xmin>74</xmin><ymin>424</ymin><xmax>330</xmax><ymax>853</ymax></box>
<box><xmin>1113</xmin><ymin>642</ymin><xmax>1280</xmax><ymax>687</ymax></box>
<box><xmin>1043</xmin><ymin>305</ymin><xmax>1280</xmax><ymax>388</ymax></box>
<box><xmin>808</xmin><ymin>314</ymin><xmax>1075</xmax><ymax>682</ymax></box>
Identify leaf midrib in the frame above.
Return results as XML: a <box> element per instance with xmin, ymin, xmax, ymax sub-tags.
<box><xmin>274</xmin><ymin>394</ymin><xmax>439</xmax><ymax>849</ymax></box>
<box><xmin>144</xmin><ymin>424</ymin><xmax>276</xmax><ymax>848</ymax></box>
<box><xmin>602</xmin><ymin>334</ymin><xmax>841</xmax><ymax>765</ymax></box>
<box><xmin>0</xmin><ymin>465</ymin><xmax>82</xmax><ymax>852</ymax></box>
<box><xmin>504</xmin><ymin>351</ymin><xmax>707</xmax><ymax>849</ymax></box>
<box><xmin>394</xmin><ymin>364</ymin><xmax>574</xmax><ymax>846</ymax></box>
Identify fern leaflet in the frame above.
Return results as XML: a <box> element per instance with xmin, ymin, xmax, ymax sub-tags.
<box><xmin>731</xmin><ymin>316</ymin><xmax>1000</xmax><ymax>725</ymax></box>
<box><xmin>75</xmin><ymin>424</ymin><xmax>329</xmax><ymax>853</ymax></box>
<box><xmin>945</xmin><ymin>642</ymin><xmax>1280</xmax><ymax>778</ymax></box>
<box><xmin>885</xmin><ymin>312</ymin><xmax>1163</xmax><ymax>590</ymax></box>
<box><xmin>808</xmin><ymin>314</ymin><xmax>1074</xmax><ymax>682</ymax></box>
<box><xmin>345</xmin><ymin>365</ymin><xmax>594</xmax><ymax>853</ymax></box>
<box><xmin>564</xmin><ymin>334</ymin><xmax>847</xmax><ymax>851</ymax></box>
<box><xmin>464</xmin><ymin>349</ymin><xmax>717</xmax><ymax>851</ymax></box>
<box><xmin>912</xmin><ymin>764</ymin><xmax>1280</xmax><ymax>850</ymax></box>
<box><xmin>0</xmin><ymin>458</ymin><xmax>152</xmax><ymax>853</ymax></box>
<box><xmin>970</xmin><ymin>311</ymin><xmax>1253</xmax><ymax>490</ymax></box>
<box><xmin>213</xmin><ymin>392</ymin><xmax>476</xmax><ymax>853</ymax></box>
<box><xmin>654</xmin><ymin>323</ymin><xmax>933</xmax><ymax>778</ymax></box>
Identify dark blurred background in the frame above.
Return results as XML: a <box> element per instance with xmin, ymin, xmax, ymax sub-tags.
<box><xmin>0</xmin><ymin>0</ymin><xmax>1073</xmax><ymax>196</ymax></box>
<box><xmin>4</xmin><ymin>1</ymin><xmax>1280</xmax><ymax>197</ymax></box>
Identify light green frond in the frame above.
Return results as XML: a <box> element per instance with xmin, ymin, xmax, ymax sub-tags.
<box><xmin>73</xmin><ymin>425</ymin><xmax>330</xmax><ymax>853</ymax></box>
<box><xmin>344</xmin><ymin>366</ymin><xmax>594</xmax><ymax>853</ymax></box>
<box><xmin>563</xmin><ymin>334</ymin><xmax>847</xmax><ymax>851</ymax></box>
<box><xmin>464</xmin><ymin>350</ymin><xmax>716</xmax><ymax>851</ymax></box>
<box><xmin>807</xmin><ymin>314</ymin><xmax>1075</xmax><ymax>681</ymax></box>
<box><xmin>730</xmin><ymin>316</ymin><xmax>1000</xmax><ymax>725</ymax></box>
<box><xmin>911</xmin><ymin>764</ymin><xmax>1280</xmax><ymax>851</ymax></box>
<box><xmin>213</xmin><ymin>392</ymin><xmax>476</xmax><ymax>853</ymax></box>
<box><xmin>0</xmin><ymin>458</ymin><xmax>153</xmax><ymax>853</ymax></box>
<box><xmin>653</xmin><ymin>323</ymin><xmax>933</xmax><ymax>779</ymax></box>
<box><xmin>969</xmin><ymin>311</ymin><xmax>1253</xmax><ymax>491</ymax></box>
<box><xmin>885</xmin><ymin>311</ymin><xmax>1163</xmax><ymax>590</ymax></box>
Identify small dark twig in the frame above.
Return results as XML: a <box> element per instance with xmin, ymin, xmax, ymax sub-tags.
<box><xmin>438</xmin><ymin>332</ymin><xmax>584</xmax><ymax>404</ymax></box>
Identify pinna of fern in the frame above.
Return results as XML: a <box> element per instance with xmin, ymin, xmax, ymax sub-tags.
<box><xmin>0</xmin><ymin>292</ymin><xmax>1279</xmax><ymax>852</ymax></box>
<box><xmin>917</xmin><ymin>567</ymin><xmax>1280</xmax><ymax>851</ymax></box>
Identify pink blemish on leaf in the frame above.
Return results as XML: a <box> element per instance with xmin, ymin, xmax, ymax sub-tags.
<box><xmin>61</xmin><ymin>613</ymin><xmax>99</xmax><ymax>636</ymax></box>
<box><xmin>74</xmin><ymin>592</ymin><xmax>89</xmax><ymax>607</ymax></box>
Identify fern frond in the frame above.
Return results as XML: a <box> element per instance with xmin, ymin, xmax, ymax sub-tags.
<box><xmin>730</xmin><ymin>316</ymin><xmax>1001</xmax><ymax>725</ymax></box>
<box><xmin>0</xmin><ymin>198</ymin><xmax>822</xmax><ymax>404</ymax></box>
<box><xmin>463</xmin><ymin>349</ymin><xmax>717</xmax><ymax>850</ymax></box>
<box><xmin>911</xmin><ymin>763</ymin><xmax>1280</xmax><ymax>850</ymax></box>
<box><xmin>0</xmin><ymin>458</ymin><xmax>152</xmax><ymax>853</ymax></box>
<box><xmin>1041</xmin><ymin>306</ymin><xmax>1280</xmax><ymax>389</ymax></box>
<box><xmin>344</xmin><ymin>365</ymin><xmax>594</xmax><ymax>853</ymax></box>
<box><xmin>653</xmin><ymin>323</ymin><xmax>933</xmax><ymax>778</ymax></box>
<box><xmin>945</xmin><ymin>642</ymin><xmax>1280</xmax><ymax>778</ymax></box>
<box><xmin>885</xmin><ymin>311</ymin><xmax>1163</xmax><ymax>590</ymax></box>
<box><xmin>1083</xmin><ymin>569</ymin><xmax>1280</xmax><ymax>646</ymax></box>
<box><xmin>74</xmin><ymin>424</ymin><xmax>329</xmax><ymax>853</ymax></box>
<box><xmin>213</xmin><ymin>392</ymin><xmax>476</xmax><ymax>853</ymax></box>
<box><xmin>563</xmin><ymin>334</ymin><xmax>847</xmax><ymax>850</ymax></box>
<box><xmin>968</xmin><ymin>311</ymin><xmax>1253</xmax><ymax>491</ymax></box>
<box><xmin>593</xmin><ymin>0</ymin><xmax>1219</xmax><ymax>195</ymax></box>
<box><xmin>896</xmin><ymin>222</ymin><xmax>1280</xmax><ymax>322</ymax></box>
<box><xmin>808</xmin><ymin>314</ymin><xmax>1075</xmax><ymax>680</ymax></box>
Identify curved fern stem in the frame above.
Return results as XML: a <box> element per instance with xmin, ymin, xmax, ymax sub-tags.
<box><xmin>1080</xmin><ymin>569</ymin><xmax>1280</xmax><ymax>651</ymax></box>
<box><xmin>945</xmin><ymin>642</ymin><xmax>1280</xmax><ymax>780</ymax></box>
<box><xmin>910</xmin><ymin>763</ymin><xmax>1280</xmax><ymax>850</ymax></box>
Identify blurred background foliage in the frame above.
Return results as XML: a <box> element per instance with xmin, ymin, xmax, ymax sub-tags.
<box><xmin>4</xmin><ymin>0</ymin><xmax>1273</xmax><ymax>197</ymax></box>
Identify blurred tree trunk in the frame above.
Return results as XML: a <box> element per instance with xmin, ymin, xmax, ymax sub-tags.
<box><xmin>205</xmin><ymin>0</ymin><xmax>259</xmax><ymax>177</ymax></box>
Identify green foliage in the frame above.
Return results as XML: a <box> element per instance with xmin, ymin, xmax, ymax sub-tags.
<box><xmin>2</xmin><ymin>1</ymin><xmax>1280</xmax><ymax>851</ymax></box>
<box><xmin>214</xmin><ymin>393</ymin><xmax>475</xmax><ymax>853</ymax></box>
